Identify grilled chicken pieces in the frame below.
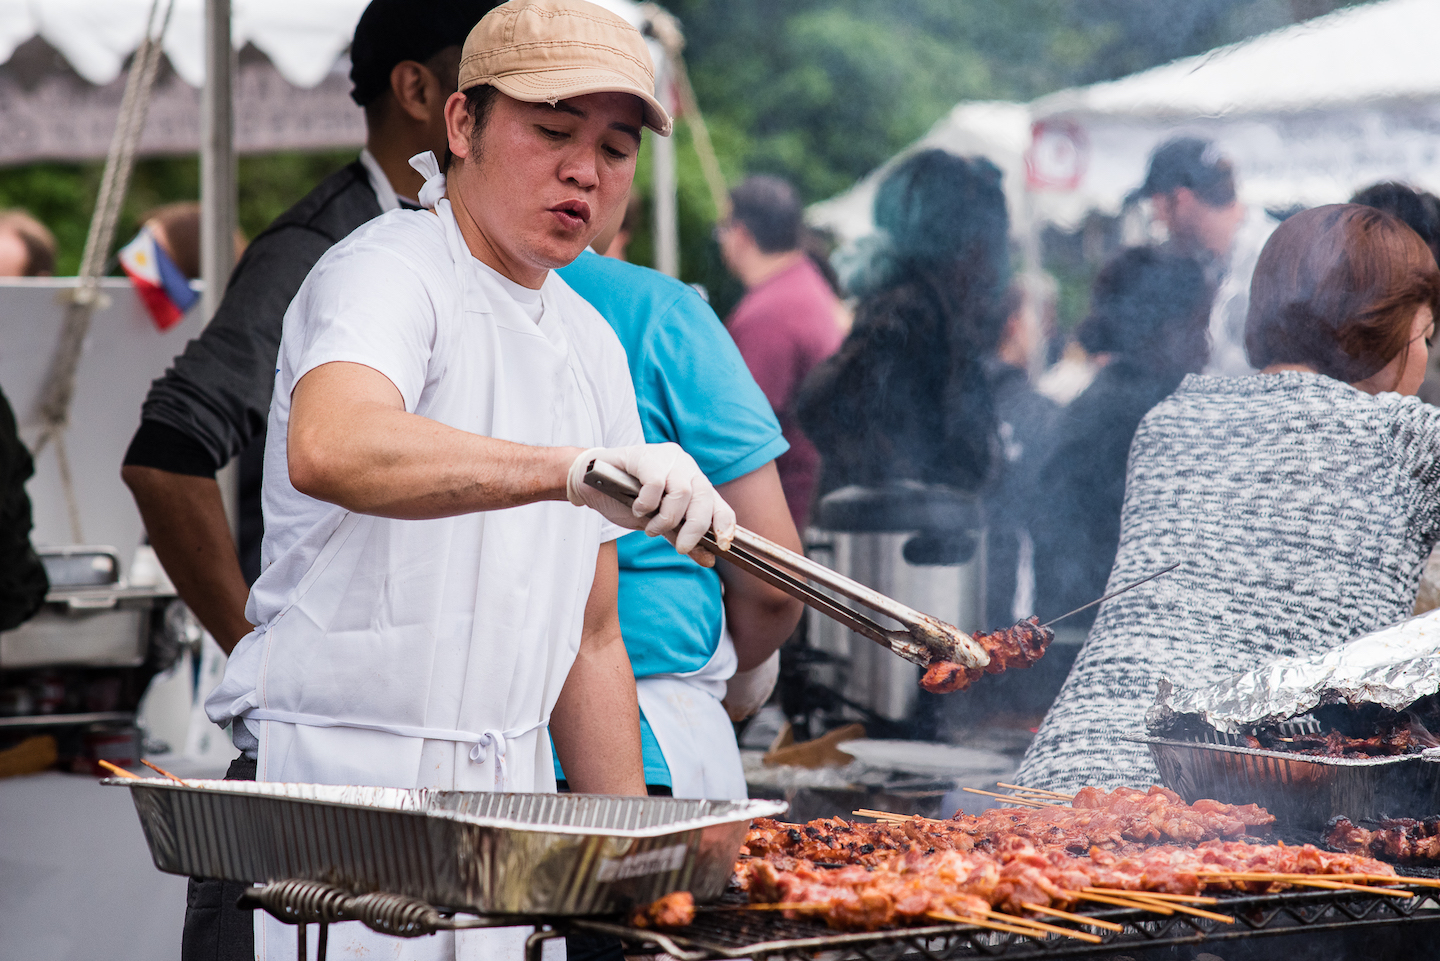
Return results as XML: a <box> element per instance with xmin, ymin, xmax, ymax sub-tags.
<box><xmin>1327</xmin><ymin>815</ymin><xmax>1440</xmax><ymax>864</ymax></box>
<box><xmin>629</xmin><ymin>890</ymin><xmax>696</xmax><ymax>929</ymax></box>
<box><xmin>921</xmin><ymin>616</ymin><xmax>1054</xmax><ymax>693</ymax></box>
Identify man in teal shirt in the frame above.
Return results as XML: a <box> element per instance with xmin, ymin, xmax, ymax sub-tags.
<box><xmin>555</xmin><ymin>238</ymin><xmax>802</xmax><ymax>797</ymax></box>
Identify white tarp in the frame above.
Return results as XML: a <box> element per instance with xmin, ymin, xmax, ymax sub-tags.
<box><xmin>0</xmin><ymin>0</ymin><xmax>654</xmax><ymax>163</ymax></box>
<box><xmin>811</xmin><ymin>0</ymin><xmax>1440</xmax><ymax>240</ymax></box>
<box><xmin>0</xmin><ymin>0</ymin><xmax>368</xmax><ymax>88</ymax></box>
<box><xmin>1</xmin><ymin>280</ymin><xmax>210</xmax><ymax>559</ymax></box>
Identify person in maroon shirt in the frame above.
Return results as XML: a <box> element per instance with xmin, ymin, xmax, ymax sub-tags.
<box><xmin>719</xmin><ymin>175</ymin><xmax>844</xmax><ymax>529</ymax></box>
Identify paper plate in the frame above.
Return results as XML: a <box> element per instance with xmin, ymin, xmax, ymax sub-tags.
<box><xmin>836</xmin><ymin>739</ymin><xmax>1012</xmax><ymax>777</ymax></box>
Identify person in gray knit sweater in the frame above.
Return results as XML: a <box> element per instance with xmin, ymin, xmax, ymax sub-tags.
<box><xmin>1015</xmin><ymin>204</ymin><xmax>1440</xmax><ymax>792</ymax></box>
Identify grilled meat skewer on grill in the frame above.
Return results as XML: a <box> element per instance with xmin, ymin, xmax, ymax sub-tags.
<box><xmin>921</xmin><ymin>616</ymin><xmax>1053</xmax><ymax>693</ymax></box>
<box><xmin>1327</xmin><ymin>815</ymin><xmax>1440</xmax><ymax>863</ymax></box>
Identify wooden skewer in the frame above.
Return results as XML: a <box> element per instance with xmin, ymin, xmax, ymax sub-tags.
<box><xmin>1082</xmin><ymin>887</ymin><xmax>1218</xmax><ymax>904</ymax></box>
<box><xmin>995</xmin><ymin>782</ymin><xmax>1075</xmax><ymax>800</ymax></box>
<box><xmin>851</xmin><ymin>808</ymin><xmax>943</xmax><ymax>824</ymax></box>
<box><xmin>1107</xmin><ymin>895</ymin><xmax>1234</xmax><ymax>924</ymax></box>
<box><xmin>927</xmin><ymin>912</ymin><xmax>1050</xmax><ymax>940</ymax></box>
<box><xmin>1376</xmin><ymin>874</ymin><xmax>1440</xmax><ymax>889</ymax></box>
<box><xmin>1020</xmin><ymin>902</ymin><xmax>1124</xmax><ymax>932</ymax></box>
<box><xmin>98</xmin><ymin>760</ymin><xmax>140</xmax><ymax>779</ymax></box>
<box><xmin>1074</xmin><ymin>891</ymin><xmax>1174</xmax><ymax>915</ymax></box>
<box><xmin>1218</xmin><ymin>872</ymin><xmax>1438</xmax><ymax>889</ymax></box>
<box><xmin>983</xmin><ymin>909</ymin><xmax>1103</xmax><ymax>944</ymax></box>
<box><xmin>927</xmin><ymin>911</ymin><xmax>1101</xmax><ymax>944</ymax></box>
<box><xmin>959</xmin><ymin>787</ymin><xmax>1058</xmax><ymax>808</ymax></box>
<box><xmin>141</xmin><ymin>759</ymin><xmax>188</xmax><ymax>783</ymax></box>
<box><xmin>742</xmin><ymin>902</ymin><xmax>830</xmax><ymax>912</ymax></box>
<box><xmin>1197</xmin><ymin>873</ymin><xmax>1413</xmax><ymax>897</ymax></box>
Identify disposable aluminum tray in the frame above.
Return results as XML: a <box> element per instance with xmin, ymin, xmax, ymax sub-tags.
<box><xmin>109</xmin><ymin>778</ymin><xmax>786</xmax><ymax>917</ymax></box>
<box><xmin>1130</xmin><ymin>735</ymin><xmax>1440</xmax><ymax>830</ymax></box>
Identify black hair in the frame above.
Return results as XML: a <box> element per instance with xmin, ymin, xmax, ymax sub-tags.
<box><xmin>1077</xmin><ymin>247</ymin><xmax>1212</xmax><ymax>375</ymax></box>
<box><xmin>1141</xmin><ymin>137</ymin><xmax>1237</xmax><ymax>209</ymax></box>
<box><xmin>349</xmin><ymin>0</ymin><xmax>500</xmax><ymax>107</ymax></box>
<box><xmin>728</xmin><ymin>175</ymin><xmax>802</xmax><ymax>253</ymax></box>
<box><xmin>442</xmin><ymin>84</ymin><xmax>500</xmax><ymax>174</ymax></box>
<box><xmin>1350</xmin><ymin>181</ymin><xmax>1440</xmax><ymax>266</ymax></box>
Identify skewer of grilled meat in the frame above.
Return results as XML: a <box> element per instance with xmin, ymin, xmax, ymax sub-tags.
<box><xmin>743</xmin><ymin>786</ymin><xmax>1274</xmax><ymax>865</ymax></box>
<box><xmin>737</xmin><ymin>837</ymin><xmax>1396</xmax><ymax>931</ymax></box>
<box><xmin>921</xmin><ymin>616</ymin><xmax>1053</xmax><ymax>693</ymax></box>
<box><xmin>921</xmin><ymin>564</ymin><xmax>1182</xmax><ymax>694</ymax></box>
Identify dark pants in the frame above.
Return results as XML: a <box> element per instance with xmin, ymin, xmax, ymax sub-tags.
<box><xmin>182</xmin><ymin>755</ymin><xmax>257</xmax><ymax>961</ymax></box>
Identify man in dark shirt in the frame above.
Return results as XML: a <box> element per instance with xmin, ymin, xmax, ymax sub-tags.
<box><xmin>719</xmin><ymin>175</ymin><xmax>843</xmax><ymax>530</ymax></box>
<box><xmin>122</xmin><ymin>0</ymin><xmax>496</xmax><ymax>654</ymax></box>
<box><xmin>119</xmin><ymin>4</ymin><xmax>497</xmax><ymax>960</ymax></box>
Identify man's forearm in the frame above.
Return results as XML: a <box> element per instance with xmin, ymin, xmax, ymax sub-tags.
<box><xmin>121</xmin><ymin>465</ymin><xmax>253</xmax><ymax>654</ymax></box>
<box><xmin>549</xmin><ymin>544</ymin><xmax>645</xmax><ymax>795</ymax></box>
<box><xmin>550</xmin><ymin>631</ymin><xmax>646</xmax><ymax>794</ymax></box>
<box><xmin>289</xmin><ymin>362</ymin><xmax>582</xmax><ymax>519</ymax></box>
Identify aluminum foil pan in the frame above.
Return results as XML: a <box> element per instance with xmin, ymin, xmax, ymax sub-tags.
<box><xmin>1131</xmin><ymin>735</ymin><xmax>1440</xmax><ymax>830</ymax></box>
<box><xmin>1148</xmin><ymin>609</ymin><xmax>1440</xmax><ymax>737</ymax></box>
<box><xmin>107</xmin><ymin>778</ymin><xmax>786</xmax><ymax>916</ymax></box>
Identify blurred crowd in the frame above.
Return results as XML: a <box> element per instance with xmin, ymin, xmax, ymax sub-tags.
<box><xmin>712</xmin><ymin>137</ymin><xmax>1440</xmax><ymax>641</ymax></box>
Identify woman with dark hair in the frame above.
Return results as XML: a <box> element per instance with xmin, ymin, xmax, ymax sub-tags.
<box><xmin>1031</xmin><ymin>248</ymin><xmax>1212</xmax><ymax>632</ymax></box>
<box><xmin>795</xmin><ymin>148</ymin><xmax>1010</xmax><ymax>495</ymax></box>
<box><xmin>1015</xmin><ymin>204</ymin><xmax>1440</xmax><ymax>791</ymax></box>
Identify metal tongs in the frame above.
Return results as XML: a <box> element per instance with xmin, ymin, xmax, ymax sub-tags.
<box><xmin>584</xmin><ymin>461</ymin><xmax>989</xmax><ymax>670</ymax></box>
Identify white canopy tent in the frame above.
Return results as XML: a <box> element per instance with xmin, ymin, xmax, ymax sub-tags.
<box><xmin>0</xmin><ymin>0</ymin><xmax>682</xmax><ymax>269</ymax></box>
<box><xmin>811</xmin><ymin>0</ymin><xmax>1440</xmax><ymax>244</ymax></box>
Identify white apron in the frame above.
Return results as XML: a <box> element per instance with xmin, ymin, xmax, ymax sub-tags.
<box><xmin>209</xmin><ymin>167</ymin><xmax>635</xmax><ymax>960</ymax></box>
<box><xmin>635</xmin><ymin>626</ymin><xmax>747</xmax><ymax>799</ymax></box>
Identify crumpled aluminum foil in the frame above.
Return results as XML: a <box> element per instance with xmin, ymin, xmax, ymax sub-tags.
<box><xmin>1148</xmin><ymin>608</ymin><xmax>1440</xmax><ymax>735</ymax></box>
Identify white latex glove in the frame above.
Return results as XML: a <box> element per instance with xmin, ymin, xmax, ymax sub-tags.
<box><xmin>567</xmin><ymin>444</ymin><xmax>737</xmax><ymax>566</ymax></box>
<box><xmin>723</xmin><ymin>650</ymin><xmax>780</xmax><ymax>722</ymax></box>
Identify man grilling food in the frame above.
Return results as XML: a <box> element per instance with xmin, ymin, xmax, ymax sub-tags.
<box><xmin>205</xmin><ymin>2</ymin><xmax>732</xmax><ymax>957</ymax></box>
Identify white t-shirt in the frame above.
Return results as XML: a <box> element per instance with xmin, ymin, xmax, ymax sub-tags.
<box><xmin>207</xmin><ymin>200</ymin><xmax>642</xmax><ymax>795</ymax></box>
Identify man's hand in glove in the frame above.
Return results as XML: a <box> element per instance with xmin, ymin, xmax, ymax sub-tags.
<box><xmin>566</xmin><ymin>444</ymin><xmax>736</xmax><ymax>567</ymax></box>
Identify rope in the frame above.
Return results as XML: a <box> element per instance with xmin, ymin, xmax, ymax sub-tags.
<box><xmin>30</xmin><ymin>0</ymin><xmax>174</xmax><ymax>541</ymax></box>
<box><xmin>639</xmin><ymin>4</ymin><xmax>730</xmax><ymax>222</ymax></box>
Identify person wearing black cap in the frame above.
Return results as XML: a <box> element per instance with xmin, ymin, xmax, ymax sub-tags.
<box><xmin>118</xmin><ymin>4</ymin><xmax>498</xmax><ymax>960</ymax></box>
<box><xmin>1137</xmin><ymin>136</ymin><xmax>1276</xmax><ymax>377</ymax></box>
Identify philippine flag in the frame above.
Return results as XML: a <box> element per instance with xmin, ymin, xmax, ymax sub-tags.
<box><xmin>118</xmin><ymin>225</ymin><xmax>199</xmax><ymax>331</ymax></box>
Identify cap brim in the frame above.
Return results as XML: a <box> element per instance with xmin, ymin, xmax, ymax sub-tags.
<box><xmin>477</xmin><ymin>67</ymin><xmax>672</xmax><ymax>136</ymax></box>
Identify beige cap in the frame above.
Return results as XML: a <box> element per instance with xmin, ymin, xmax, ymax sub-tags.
<box><xmin>459</xmin><ymin>0</ymin><xmax>672</xmax><ymax>136</ymax></box>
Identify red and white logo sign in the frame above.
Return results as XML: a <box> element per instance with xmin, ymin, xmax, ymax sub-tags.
<box><xmin>1025</xmin><ymin>119</ymin><xmax>1089</xmax><ymax>191</ymax></box>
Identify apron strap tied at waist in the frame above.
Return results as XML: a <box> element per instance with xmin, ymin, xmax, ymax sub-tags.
<box><xmin>243</xmin><ymin>708</ymin><xmax>548</xmax><ymax>790</ymax></box>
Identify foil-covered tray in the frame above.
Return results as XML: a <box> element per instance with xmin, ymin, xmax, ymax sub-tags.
<box><xmin>107</xmin><ymin>778</ymin><xmax>785</xmax><ymax>916</ymax></box>
<box><xmin>1149</xmin><ymin>609</ymin><xmax>1440</xmax><ymax>737</ymax></box>
<box><xmin>1131</xmin><ymin>735</ymin><xmax>1440</xmax><ymax>830</ymax></box>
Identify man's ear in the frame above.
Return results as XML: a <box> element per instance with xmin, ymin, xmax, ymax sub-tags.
<box><xmin>389</xmin><ymin>61</ymin><xmax>434</xmax><ymax>124</ymax></box>
<box><xmin>444</xmin><ymin>92</ymin><xmax>476</xmax><ymax>161</ymax></box>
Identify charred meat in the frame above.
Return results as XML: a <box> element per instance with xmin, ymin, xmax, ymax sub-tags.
<box><xmin>921</xmin><ymin>616</ymin><xmax>1053</xmax><ymax>693</ymax></box>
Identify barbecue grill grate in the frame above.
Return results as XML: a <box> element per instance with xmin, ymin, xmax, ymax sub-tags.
<box><xmin>570</xmin><ymin>886</ymin><xmax>1440</xmax><ymax>960</ymax></box>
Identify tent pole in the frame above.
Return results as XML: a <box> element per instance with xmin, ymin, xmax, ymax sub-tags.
<box><xmin>202</xmin><ymin>0</ymin><xmax>238</xmax><ymax>536</ymax></box>
<box><xmin>649</xmin><ymin>46</ymin><xmax>679</xmax><ymax>278</ymax></box>
<box><xmin>652</xmin><ymin>127</ymin><xmax>679</xmax><ymax>277</ymax></box>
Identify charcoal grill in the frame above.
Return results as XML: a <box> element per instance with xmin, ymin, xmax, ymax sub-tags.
<box><xmin>234</xmin><ymin>879</ymin><xmax>1440</xmax><ymax>961</ymax></box>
